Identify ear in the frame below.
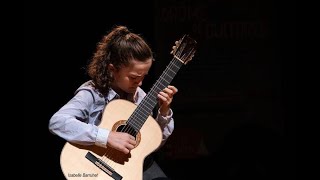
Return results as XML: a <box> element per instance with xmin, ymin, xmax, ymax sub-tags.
<box><xmin>108</xmin><ymin>64</ymin><xmax>115</xmax><ymax>72</ymax></box>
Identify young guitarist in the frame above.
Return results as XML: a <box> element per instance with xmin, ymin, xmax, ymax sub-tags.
<box><xmin>49</xmin><ymin>25</ymin><xmax>177</xmax><ymax>180</ymax></box>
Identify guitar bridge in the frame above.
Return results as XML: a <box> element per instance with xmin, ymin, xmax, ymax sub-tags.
<box><xmin>85</xmin><ymin>152</ymin><xmax>122</xmax><ymax>180</ymax></box>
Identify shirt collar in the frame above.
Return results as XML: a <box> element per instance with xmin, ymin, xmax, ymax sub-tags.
<box><xmin>106</xmin><ymin>88</ymin><xmax>140</xmax><ymax>103</ymax></box>
<box><xmin>106</xmin><ymin>88</ymin><xmax>120</xmax><ymax>102</ymax></box>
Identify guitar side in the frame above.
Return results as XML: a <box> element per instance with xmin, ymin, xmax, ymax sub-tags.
<box><xmin>60</xmin><ymin>99</ymin><xmax>162</xmax><ymax>180</ymax></box>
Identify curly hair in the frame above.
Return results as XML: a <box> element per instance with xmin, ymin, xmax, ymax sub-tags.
<box><xmin>87</xmin><ymin>25</ymin><xmax>153</xmax><ymax>95</ymax></box>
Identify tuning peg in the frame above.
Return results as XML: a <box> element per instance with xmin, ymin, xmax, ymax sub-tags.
<box><xmin>170</xmin><ymin>41</ymin><xmax>180</xmax><ymax>55</ymax></box>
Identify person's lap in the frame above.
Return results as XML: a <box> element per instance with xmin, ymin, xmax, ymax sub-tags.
<box><xmin>143</xmin><ymin>160</ymin><xmax>169</xmax><ymax>180</ymax></box>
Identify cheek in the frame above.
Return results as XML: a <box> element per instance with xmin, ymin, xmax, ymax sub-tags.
<box><xmin>120</xmin><ymin>77</ymin><xmax>131</xmax><ymax>86</ymax></box>
<box><xmin>114</xmin><ymin>75</ymin><xmax>124</xmax><ymax>85</ymax></box>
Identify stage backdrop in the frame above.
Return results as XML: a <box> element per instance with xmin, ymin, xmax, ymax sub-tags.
<box><xmin>151</xmin><ymin>0</ymin><xmax>293</xmax><ymax>179</ymax></box>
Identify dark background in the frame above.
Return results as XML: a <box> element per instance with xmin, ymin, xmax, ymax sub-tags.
<box><xmin>24</xmin><ymin>0</ymin><xmax>295</xmax><ymax>179</ymax></box>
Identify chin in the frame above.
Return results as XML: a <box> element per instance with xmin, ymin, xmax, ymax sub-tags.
<box><xmin>127</xmin><ymin>88</ymin><xmax>137</xmax><ymax>93</ymax></box>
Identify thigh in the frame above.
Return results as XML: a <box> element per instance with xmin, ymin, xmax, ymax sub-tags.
<box><xmin>143</xmin><ymin>161</ymin><xmax>169</xmax><ymax>180</ymax></box>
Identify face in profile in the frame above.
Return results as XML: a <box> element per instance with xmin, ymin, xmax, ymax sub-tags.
<box><xmin>109</xmin><ymin>59</ymin><xmax>153</xmax><ymax>94</ymax></box>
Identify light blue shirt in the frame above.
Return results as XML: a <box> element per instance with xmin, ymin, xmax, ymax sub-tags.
<box><xmin>49</xmin><ymin>80</ymin><xmax>174</xmax><ymax>148</ymax></box>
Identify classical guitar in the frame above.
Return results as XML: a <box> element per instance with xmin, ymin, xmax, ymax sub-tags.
<box><xmin>59</xmin><ymin>34</ymin><xmax>197</xmax><ymax>179</ymax></box>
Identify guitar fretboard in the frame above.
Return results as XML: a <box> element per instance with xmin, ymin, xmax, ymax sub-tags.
<box><xmin>127</xmin><ymin>57</ymin><xmax>184</xmax><ymax>131</ymax></box>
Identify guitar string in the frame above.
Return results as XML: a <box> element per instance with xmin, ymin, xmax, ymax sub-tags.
<box><xmin>127</xmin><ymin>37</ymin><xmax>188</xmax><ymax>130</ymax></box>
<box><xmin>123</xmin><ymin>35</ymin><xmax>190</xmax><ymax>132</ymax></box>
<box><xmin>97</xmin><ymin>58</ymin><xmax>179</xmax><ymax>172</ymax></box>
<box><xmin>99</xmin><ymin>37</ymin><xmax>193</xmax><ymax>173</ymax></box>
<box><xmin>115</xmin><ymin>40</ymin><xmax>187</xmax><ymax>156</ymax></box>
<box><xmin>123</xmin><ymin>40</ymin><xmax>197</xmax><ymax>141</ymax></box>
<box><xmin>100</xmin><ymin>53</ymin><xmax>181</xmax><ymax>170</ymax></box>
<box><xmin>126</xmin><ymin>56</ymin><xmax>181</xmax><ymax>132</ymax></box>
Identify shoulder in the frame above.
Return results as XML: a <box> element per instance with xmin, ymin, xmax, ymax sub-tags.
<box><xmin>75</xmin><ymin>80</ymin><xmax>104</xmax><ymax>103</ymax></box>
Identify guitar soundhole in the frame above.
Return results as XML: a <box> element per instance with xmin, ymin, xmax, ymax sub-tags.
<box><xmin>112</xmin><ymin>120</ymin><xmax>141</xmax><ymax>148</ymax></box>
<box><xmin>117</xmin><ymin>124</ymin><xmax>137</xmax><ymax>137</ymax></box>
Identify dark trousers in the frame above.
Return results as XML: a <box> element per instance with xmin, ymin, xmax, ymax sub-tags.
<box><xmin>143</xmin><ymin>155</ymin><xmax>169</xmax><ymax>180</ymax></box>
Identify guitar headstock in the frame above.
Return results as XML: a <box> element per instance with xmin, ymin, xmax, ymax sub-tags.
<box><xmin>171</xmin><ymin>34</ymin><xmax>197</xmax><ymax>64</ymax></box>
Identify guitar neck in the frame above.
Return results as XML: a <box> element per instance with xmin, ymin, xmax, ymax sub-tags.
<box><xmin>127</xmin><ymin>57</ymin><xmax>184</xmax><ymax>130</ymax></box>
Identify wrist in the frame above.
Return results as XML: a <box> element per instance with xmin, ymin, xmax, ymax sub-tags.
<box><xmin>159</xmin><ymin>107</ymin><xmax>170</xmax><ymax>116</ymax></box>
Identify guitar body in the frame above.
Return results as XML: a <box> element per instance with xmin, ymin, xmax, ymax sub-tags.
<box><xmin>60</xmin><ymin>99</ymin><xmax>162</xmax><ymax>180</ymax></box>
<box><xmin>59</xmin><ymin>34</ymin><xmax>197</xmax><ymax>180</ymax></box>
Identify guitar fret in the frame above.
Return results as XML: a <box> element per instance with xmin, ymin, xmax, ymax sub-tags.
<box><xmin>128</xmin><ymin>62</ymin><xmax>183</xmax><ymax>128</ymax></box>
<box><xmin>127</xmin><ymin>35</ymin><xmax>196</xmax><ymax>130</ymax></box>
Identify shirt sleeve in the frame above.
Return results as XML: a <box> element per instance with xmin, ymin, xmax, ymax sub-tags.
<box><xmin>48</xmin><ymin>90</ymin><xmax>109</xmax><ymax>148</ymax></box>
<box><xmin>155</xmin><ymin>108</ymin><xmax>174</xmax><ymax>145</ymax></box>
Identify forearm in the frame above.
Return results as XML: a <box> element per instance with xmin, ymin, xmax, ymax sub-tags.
<box><xmin>48</xmin><ymin>90</ymin><xmax>109</xmax><ymax>147</ymax></box>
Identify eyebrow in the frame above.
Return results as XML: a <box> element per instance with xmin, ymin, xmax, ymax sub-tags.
<box><xmin>130</xmin><ymin>73</ymin><xmax>148</xmax><ymax>77</ymax></box>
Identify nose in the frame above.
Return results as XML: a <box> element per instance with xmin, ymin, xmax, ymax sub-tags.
<box><xmin>137</xmin><ymin>80</ymin><xmax>142</xmax><ymax>86</ymax></box>
<box><xmin>133</xmin><ymin>76</ymin><xmax>144</xmax><ymax>87</ymax></box>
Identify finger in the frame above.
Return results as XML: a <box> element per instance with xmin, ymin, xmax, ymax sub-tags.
<box><xmin>168</xmin><ymin>85</ymin><xmax>178</xmax><ymax>94</ymax></box>
<box><xmin>160</xmin><ymin>91</ymin><xmax>170</xmax><ymax>99</ymax></box>
<box><xmin>157</xmin><ymin>93</ymin><xmax>168</xmax><ymax>102</ymax></box>
<box><xmin>124</xmin><ymin>134</ymin><xmax>136</xmax><ymax>144</ymax></box>
<box><xmin>163</xmin><ymin>88</ymin><xmax>173</xmax><ymax>96</ymax></box>
<box><xmin>128</xmin><ymin>135</ymin><xmax>135</xmax><ymax>140</ymax></box>
<box><xmin>128</xmin><ymin>138</ymin><xmax>136</xmax><ymax>146</ymax></box>
<box><xmin>165</xmin><ymin>86</ymin><xmax>178</xmax><ymax>96</ymax></box>
<box><xmin>125</xmin><ymin>143</ymin><xmax>135</xmax><ymax>150</ymax></box>
<box><xmin>120</xmin><ymin>146</ymin><xmax>130</xmax><ymax>154</ymax></box>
